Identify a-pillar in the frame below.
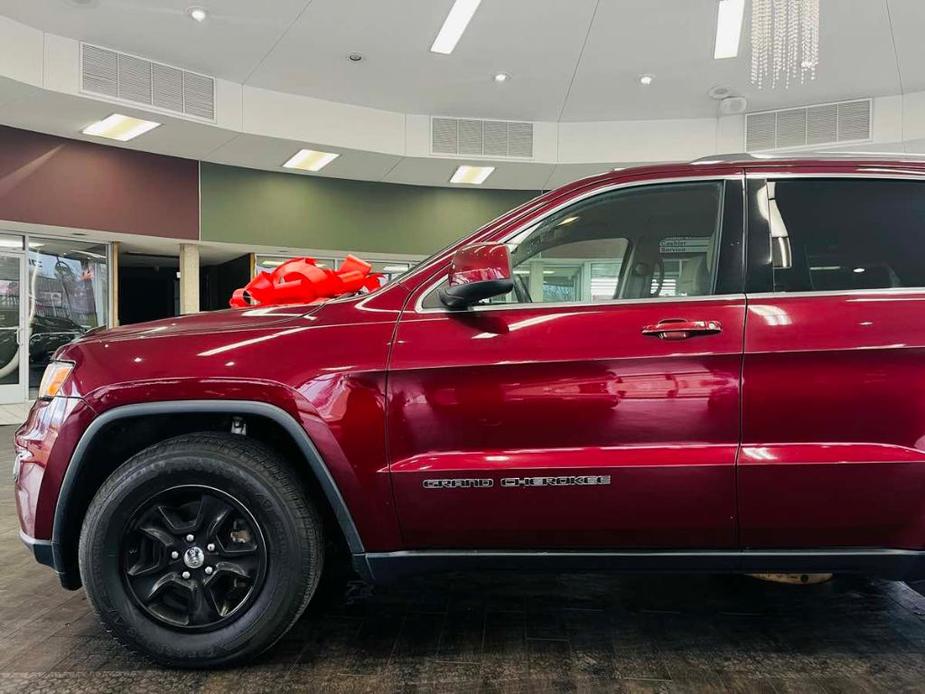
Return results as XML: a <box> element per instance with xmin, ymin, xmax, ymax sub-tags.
<box><xmin>179</xmin><ymin>243</ymin><xmax>200</xmax><ymax>314</ymax></box>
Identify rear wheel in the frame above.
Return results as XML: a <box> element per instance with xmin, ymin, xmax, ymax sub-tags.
<box><xmin>79</xmin><ymin>432</ymin><xmax>323</xmax><ymax>668</ymax></box>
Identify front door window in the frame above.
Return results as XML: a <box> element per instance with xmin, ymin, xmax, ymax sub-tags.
<box><xmin>423</xmin><ymin>180</ymin><xmax>727</xmax><ymax>308</ymax></box>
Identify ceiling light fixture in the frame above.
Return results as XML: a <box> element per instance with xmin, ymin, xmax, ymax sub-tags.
<box><xmin>187</xmin><ymin>6</ymin><xmax>207</xmax><ymax>22</ymax></box>
<box><xmin>714</xmin><ymin>0</ymin><xmax>745</xmax><ymax>59</ymax></box>
<box><xmin>751</xmin><ymin>0</ymin><xmax>820</xmax><ymax>88</ymax></box>
<box><xmin>347</xmin><ymin>53</ymin><xmax>364</xmax><ymax>62</ymax></box>
<box><xmin>493</xmin><ymin>72</ymin><xmax>510</xmax><ymax>83</ymax></box>
<box><xmin>450</xmin><ymin>165</ymin><xmax>494</xmax><ymax>185</ymax></box>
<box><xmin>283</xmin><ymin>149</ymin><xmax>340</xmax><ymax>172</ymax></box>
<box><xmin>82</xmin><ymin>114</ymin><xmax>161</xmax><ymax>141</ymax></box>
<box><xmin>639</xmin><ymin>74</ymin><xmax>654</xmax><ymax>86</ymax></box>
<box><xmin>431</xmin><ymin>0</ymin><xmax>482</xmax><ymax>54</ymax></box>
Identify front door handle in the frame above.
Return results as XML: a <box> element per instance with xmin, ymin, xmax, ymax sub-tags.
<box><xmin>641</xmin><ymin>319</ymin><xmax>723</xmax><ymax>341</ymax></box>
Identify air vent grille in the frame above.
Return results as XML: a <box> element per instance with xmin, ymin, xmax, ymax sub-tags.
<box><xmin>431</xmin><ymin>117</ymin><xmax>533</xmax><ymax>158</ymax></box>
<box><xmin>746</xmin><ymin>99</ymin><xmax>871</xmax><ymax>152</ymax></box>
<box><xmin>80</xmin><ymin>43</ymin><xmax>215</xmax><ymax>122</ymax></box>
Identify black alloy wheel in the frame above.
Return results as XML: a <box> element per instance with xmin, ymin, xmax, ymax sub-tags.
<box><xmin>122</xmin><ymin>485</ymin><xmax>267</xmax><ymax>631</ymax></box>
<box><xmin>80</xmin><ymin>433</ymin><xmax>324</xmax><ymax>668</ymax></box>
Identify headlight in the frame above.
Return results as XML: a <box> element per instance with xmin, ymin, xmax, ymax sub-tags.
<box><xmin>38</xmin><ymin>361</ymin><xmax>75</xmax><ymax>400</ymax></box>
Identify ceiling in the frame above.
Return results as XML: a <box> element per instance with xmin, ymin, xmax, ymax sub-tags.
<box><xmin>1</xmin><ymin>0</ymin><xmax>924</xmax><ymax>122</ymax></box>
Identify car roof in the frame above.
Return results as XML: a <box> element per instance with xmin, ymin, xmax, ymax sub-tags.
<box><xmin>559</xmin><ymin>152</ymin><xmax>925</xmax><ymax>194</ymax></box>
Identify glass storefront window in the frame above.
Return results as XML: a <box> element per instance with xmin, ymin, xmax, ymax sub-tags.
<box><xmin>254</xmin><ymin>255</ymin><xmax>335</xmax><ymax>275</ymax></box>
<box><xmin>28</xmin><ymin>238</ymin><xmax>109</xmax><ymax>395</ymax></box>
<box><xmin>254</xmin><ymin>254</ymin><xmax>415</xmax><ymax>291</ymax></box>
<box><xmin>367</xmin><ymin>261</ymin><xmax>411</xmax><ymax>287</ymax></box>
<box><xmin>0</xmin><ymin>255</ymin><xmax>21</xmax><ymax>387</ymax></box>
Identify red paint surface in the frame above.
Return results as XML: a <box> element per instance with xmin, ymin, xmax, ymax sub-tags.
<box><xmin>16</xmin><ymin>157</ymin><xmax>925</xmax><ymax>556</ymax></box>
<box><xmin>447</xmin><ymin>243</ymin><xmax>512</xmax><ymax>285</ymax></box>
<box><xmin>388</xmin><ymin>298</ymin><xmax>744</xmax><ymax>548</ymax></box>
<box><xmin>741</xmin><ymin>292</ymin><xmax>925</xmax><ymax>549</ymax></box>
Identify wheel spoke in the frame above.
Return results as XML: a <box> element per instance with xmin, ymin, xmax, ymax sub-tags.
<box><xmin>198</xmin><ymin>494</ymin><xmax>233</xmax><ymax>537</ymax></box>
<box><xmin>134</xmin><ymin>571</ymin><xmax>191</xmax><ymax>604</ymax></box>
<box><xmin>190</xmin><ymin>582</ymin><xmax>221</xmax><ymax>625</ymax></box>
<box><xmin>126</xmin><ymin>553</ymin><xmax>166</xmax><ymax>577</ymax></box>
<box><xmin>155</xmin><ymin>504</ymin><xmax>196</xmax><ymax>535</ymax></box>
<box><xmin>206</xmin><ymin>560</ymin><xmax>250</xmax><ymax>581</ymax></box>
<box><xmin>138</xmin><ymin>523</ymin><xmax>175</xmax><ymax>549</ymax></box>
<box><xmin>215</xmin><ymin>535</ymin><xmax>258</xmax><ymax>557</ymax></box>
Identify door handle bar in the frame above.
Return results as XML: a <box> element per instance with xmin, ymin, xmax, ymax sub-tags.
<box><xmin>641</xmin><ymin>319</ymin><xmax>723</xmax><ymax>341</ymax></box>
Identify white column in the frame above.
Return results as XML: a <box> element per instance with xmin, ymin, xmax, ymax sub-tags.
<box><xmin>179</xmin><ymin>243</ymin><xmax>200</xmax><ymax>314</ymax></box>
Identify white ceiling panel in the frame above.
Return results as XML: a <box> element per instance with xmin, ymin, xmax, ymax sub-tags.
<box><xmin>226</xmin><ymin>0</ymin><xmax>598</xmax><ymax>122</ymax></box>
<box><xmin>562</xmin><ymin>0</ymin><xmax>901</xmax><ymax>121</ymax></box>
<box><xmin>0</xmin><ymin>0</ymin><xmax>308</xmax><ymax>82</ymax></box>
<box><xmin>885</xmin><ymin>0</ymin><xmax>925</xmax><ymax>94</ymax></box>
<box><xmin>0</xmin><ymin>0</ymin><xmax>919</xmax><ymax>122</ymax></box>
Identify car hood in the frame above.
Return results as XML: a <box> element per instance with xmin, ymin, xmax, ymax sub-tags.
<box><xmin>73</xmin><ymin>303</ymin><xmax>325</xmax><ymax>344</ymax></box>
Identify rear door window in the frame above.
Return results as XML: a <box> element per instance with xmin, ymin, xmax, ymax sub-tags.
<box><xmin>767</xmin><ymin>178</ymin><xmax>925</xmax><ymax>292</ymax></box>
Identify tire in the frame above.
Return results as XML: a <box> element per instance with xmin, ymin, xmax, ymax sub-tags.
<box><xmin>78</xmin><ymin>432</ymin><xmax>323</xmax><ymax>668</ymax></box>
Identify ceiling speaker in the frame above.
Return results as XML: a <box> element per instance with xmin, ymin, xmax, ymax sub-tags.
<box><xmin>720</xmin><ymin>97</ymin><xmax>748</xmax><ymax>115</ymax></box>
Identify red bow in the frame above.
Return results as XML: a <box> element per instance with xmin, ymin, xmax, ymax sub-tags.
<box><xmin>230</xmin><ymin>255</ymin><xmax>381</xmax><ymax>308</ymax></box>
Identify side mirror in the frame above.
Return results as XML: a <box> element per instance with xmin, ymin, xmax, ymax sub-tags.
<box><xmin>439</xmin><ymin>243</ymin><xmax>513</xmax><ymax>309</ymax></box>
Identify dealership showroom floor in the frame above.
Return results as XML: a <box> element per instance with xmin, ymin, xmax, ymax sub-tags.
<box><xmin>2</xmin><ymin>424</ymin><xmax>925</xmax><ymax>691</ymax></box>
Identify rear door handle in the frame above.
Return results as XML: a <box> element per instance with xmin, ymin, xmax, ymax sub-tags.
<box><xmin>641</xmin><ymin>319</ymin><xmax>723</xmax><ymax>341</ymax></box>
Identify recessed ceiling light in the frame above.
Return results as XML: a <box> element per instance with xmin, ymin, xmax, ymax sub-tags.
<box><xmin>431</xmin><ymin>0</ymin><xmax>482</xmax><ymax>54</ymax></box>
<box><xmin>493</xmin><ymin>72</ymin><xmax>510</xmax><ymax>83</ymax></box>
<box><xmin>82</xmin><ymin>114</ymin><xmax>161</xmax><ymax>141</ymax></box>
<box><xmin>347</xmin><ymin>53</ymin><xmax>364</xmax><ymax>62</ymax></box>
<box><xmin>282</xmin><ymin>149</ymin><xmax>339</xmax><ymax>172</ymax></box>
<box><xmin>714</xmin><ymin>0</ymin><xmax>745</xmax><ymax>59</ymax></box>
<box><xmin>450</xmin><ymin>165</ymin><xmax>494</xmax><ymax>185</ymax></box>
<box><xmin>187</xmin><ymin>6</ymin><xmax>207</xmax><ymax>22</ymax></box>
<box><xmin>639</xmin><ymin>74</ymin><xmax>654</xmax><ymax>86</ymax></box>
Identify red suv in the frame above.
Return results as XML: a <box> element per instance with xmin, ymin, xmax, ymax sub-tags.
<box><xmin>15</xmin><ymin>155</ymin><xmax>925</xmax><ymax>667</ymax></box>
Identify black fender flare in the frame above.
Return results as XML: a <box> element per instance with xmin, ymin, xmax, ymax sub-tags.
<box><xmin>52</xmin><ymin>400</ymin><xmax>365</xmax><ymax>584</ymax></box>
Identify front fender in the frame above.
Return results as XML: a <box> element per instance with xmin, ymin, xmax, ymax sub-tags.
<box><xmin>53</xmin><ymin>399</ymin><xmax>367</xmax><ymax>561</ymax></box>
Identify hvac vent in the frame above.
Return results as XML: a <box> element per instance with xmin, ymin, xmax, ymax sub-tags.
<box><xmin>80</xmin><ymin>43</ymin><xmax>215</xmax><ymax>122</ymax></box>
<box><xmin>745</xmin><ymin>99</ymin><xmax>871</xmax><ymax>152</ymax></box>
<box><xmin>746</xmin><ymin>99</ymin><xmax>871</xmax><ymax>152</ymax></box>
<box><xmin>431</xmin><ymin>117</ymin><xmax>533</xmax><ymax>158</ymax></box>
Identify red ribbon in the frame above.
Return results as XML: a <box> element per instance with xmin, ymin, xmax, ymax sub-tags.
<box><xmin>230</xmin><ymin>255</ymin><xmax>381</xmax><ymax>308</ymax></box>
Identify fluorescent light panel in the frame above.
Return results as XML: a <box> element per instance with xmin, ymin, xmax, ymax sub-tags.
<box><xmin>283</xmin><ymin>149</ymin><xmax>339</xmax><ymax>172</ymax></box>
<box><xmin>714</xmin><ymin>0</ymin><xmax>745</xmax><ymax>59</ymax></box>
<box><xmin>82</xmin><ymin>114</ymin><xmax>160</xmax><ymax>141</ymax></box>
<box><xmin>431</xmin><ymin>0</ymin><xmax>482</xmax><ymax>54</ymax></box>
<box><xmin>450</xmin><ymin>165</ymin><xmax>494</xmax><ymax>184</ymax></box>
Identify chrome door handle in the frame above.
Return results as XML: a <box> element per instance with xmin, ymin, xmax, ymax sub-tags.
<box><xmin>641</xmin><ymin>319</ymin><xmax>723</xmax><ymax>341</ymax></box>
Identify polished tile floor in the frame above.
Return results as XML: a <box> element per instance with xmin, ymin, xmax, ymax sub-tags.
<box><xmin>3</xmin><ymin>426</ymin><xmax>925</xmax><ymax>693</ymax></box>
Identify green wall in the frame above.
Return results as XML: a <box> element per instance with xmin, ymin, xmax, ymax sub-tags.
<box><xmin>200</xmin><ymin>162</ymin><xmax>540</xmax><ymax>255</ymax></box>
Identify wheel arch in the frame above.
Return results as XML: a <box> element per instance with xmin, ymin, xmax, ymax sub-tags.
<box><xmin>52</xmin><ymin>400</ymin><xmax>365</xmax><ymax>588</ymax></box>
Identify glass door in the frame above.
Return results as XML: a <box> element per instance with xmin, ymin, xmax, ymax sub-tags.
<box><xmin>0</xmin><ymin>252</ymin><xmax>26</xmax><ymax>404</ymax></box>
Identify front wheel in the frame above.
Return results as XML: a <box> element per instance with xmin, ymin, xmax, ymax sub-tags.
<box><xmin>79</xmin><ymin>432</ymin><xmax>323</xmax><ymax>668</ymax></box>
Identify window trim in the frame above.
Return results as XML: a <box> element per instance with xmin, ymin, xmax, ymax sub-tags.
<box><xmin>745</xmin><ymin>171</ymin><xmax>925</xmax><ymax>297</ymax></box>
<box><xmin>414</xmin><ymin>174</ymin><xmax>744</xmax><ymax>313</ymax></box>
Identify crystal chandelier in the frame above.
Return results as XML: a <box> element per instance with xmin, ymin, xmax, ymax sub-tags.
<box><xmin>750</xmin><ymin>0</ymin><xmax>820</xmax><ymax>89</ymax></box>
